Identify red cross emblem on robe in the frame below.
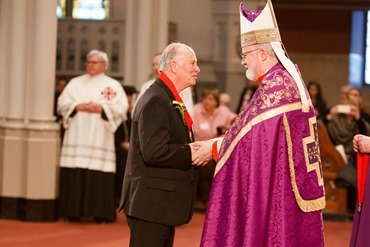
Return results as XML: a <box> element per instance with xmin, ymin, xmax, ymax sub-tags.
<box><xmin>101</xmin><ymin>87</ymin><xmax>117</xmax><ymax>100</ymax></box>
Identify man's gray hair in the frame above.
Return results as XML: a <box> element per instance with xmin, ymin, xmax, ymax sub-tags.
<box><xmin>158</xmin><ymin>42</ymin><xmax>193</xmax><ymax>72</ymax></box>
<box><xmin>87</xmin><ymin>49</ymin><xmax>109</xmax><ymax>69</ymax></box>
<box><xmin>257</xmin><ymin>43</ymin><xmax>276</xmax><ymax>57</ymax></box>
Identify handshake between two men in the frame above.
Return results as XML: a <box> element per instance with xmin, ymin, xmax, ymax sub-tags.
<box><xmin>189</xmin><ymin>140</ymin><xmax>218</xmax><ymax>166</ymax></box>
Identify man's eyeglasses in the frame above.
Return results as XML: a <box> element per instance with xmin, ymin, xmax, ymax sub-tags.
<box><xmin>241</xmin><ymin>49</ymin><xmax>260</xmax><ymax>60</ymax></box>
<box><xmin>86</xmin><ymin>61</ymin><xmax>104</xmax><ymax>65</ymax></box>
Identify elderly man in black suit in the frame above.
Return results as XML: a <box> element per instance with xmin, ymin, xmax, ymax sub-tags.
<box><xmin>119</xmin><ymin>42</ymin><xmax>211</xmax><ymax>247</ymax></box>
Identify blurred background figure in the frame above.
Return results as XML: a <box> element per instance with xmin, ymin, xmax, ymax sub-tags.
<box><xmin>219</xmin><ymin>92</ymin><xmax>232</xmax><ymax>109</ymax></box>
<box><xmin>327</xmin><ymin>87</ymin><xmax>370</xmax><ymax>125</ymax></box>
<box><xmin>54</xmin><ymin>77</ymin><xmax>68</xmax><ymax>122</ymax></box>
<box><xmin>328</xmin><ymin>97</ymin><xmax>369</xmax><ymax>162</ymax></box>
<box><xmin>114</xmin><ymin>85</ymin><xmax>138</xmax><ymax>207</ymax></box>
<box><xmin>57</xmin><ymin>49</ymin><xmax>128</xmax><ymax>224</ymax></box>
<box><xmin>347</xmin><ymin>87</ymin><xmax>370</xmax><ymax>124</ymax></box>
<box><xmin>192</xmin><ymin>88</ymin><xmax>236</xmax><ymax>210</ymax></box>
<box><xmin>193</xmin><ymin>88</ymin><xmax>236</xmax><ymax>141</ymax></box>
<box><xmin>341</xmin><ymin>84</ymin><xmax>354</xmax><ymax>101</ymax></box>
<box><xmin>235</xmin><ymin>80</ymin><xmax>259</xmax><ymax>114</ymax></box>
<box><xmin>136</xmin><ymin>52</ymin><xmax>162</xmax><ymax>100</ymax></box>
<box><xmin>54</xmin><ymin>77</ymin><xmax>69</xmax><ymax>141</ymax></box>
<box><xmin>307</xmin><ymin>81</ymin><xmax>328</xmax><ymax>121</ymax></box>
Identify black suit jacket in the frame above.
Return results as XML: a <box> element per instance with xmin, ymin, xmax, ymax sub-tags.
<box><xmin>119</xmin><ymin>78</ymin><xmax>198</xmax><ymax>226</ymax></box>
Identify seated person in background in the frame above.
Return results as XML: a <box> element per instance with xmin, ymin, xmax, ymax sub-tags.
<box><xmin>307</xmin><ymin>81</ymin><xmax>328</xmax><ymax>121</ymax></box>
<box><xmin>327</xmin><ymin>97</ymin><xmax>370</xmax><ymax>213</ymax></box>
<box><xmin>235</xmin><ymin>80</ymin><xmax>259</xmax><ymax>113</ymax></box>
<box><xmin>327</xmin><ymin>97</ymin><xmax>370</xmax><ymax>162</ymax></box>
<box><xmin>193</xmin><ymin>88</ymin><xmax>236</xmax><ymax>141</ymax></box>
<box><xmin>192</xmin><ymin>88</ymin><xmax>236</xmax><ymax>209</ymax></box>
<box><xmin>341</xmin><ymin>84</ymin><xmax>353</xmax><ymax>101</ymax></box>
<box><xmin>347</xmin><ymin>87</ymin><xmax>370</xmax><ymax>125</ymax></box>
<box><xmin>219</xmin><ymin>92</ymin><xmax>233</xmax><ymax>109</ymax></box>
<box><xmin>325</xmin><ymin>84</ymin><xmax>354</xmax><ymax>125</ymax></box>
<box><xmin>327</xmin><ymin>87</ymin><xmax>370</xmax><ymax>126</ymax></box>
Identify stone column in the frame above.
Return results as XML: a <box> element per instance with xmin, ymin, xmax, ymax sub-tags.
<box><xmin>212</xmin><ymin>0</ymin><xmax>260</xmax><ymax>111</ymax></box>
<box><xmin>0</xmin><ymin>0</ymin><xmax>60</xmax><ymax>222</ymax></box>
<box><xmin>123</xmin><ymin>0</ymin><xmax>136</xmax><ymax>86</ymax></box>
<box><xmin>0</xmin><ymin>0</ymin><xmax>10</xmax><ymax>212</ymax></box>
<box><xmin>23</xmin><ymin>0</ymin><xmax>60</xmax><ymax>222</ymax></box>
<box><xmin>123</xmin><ymin>0</ymin><xmax>169</xmax><ymax>88</ymax></box>
<box><xmin>0</xmin><ymin>0</ymin><xmax>11</xmax><ymax>123</ymax></box>
<box><xmin>0</xmin><ymin>0</ymin><xmax>29</xmax><ymax>220</ymax></box>
<box><xmin>29</xmin><ymin>0</ymin><xmax>58</xmax><ymax>121</ymax></box>
<box><xmin>154</xmin><ymin>0</ymin><xmax>169</xmax><ymax>53</ymax></box>
<box><xmin>6</xmin><ymin>0</ymin><xmax>28</xmax><ymax>125</ymax></box>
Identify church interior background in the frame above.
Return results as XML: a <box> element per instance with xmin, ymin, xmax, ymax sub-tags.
<box><xmin>1</xmin><ymin>0</ymin><xmax>370</xmax><ymax>221</ymax></box>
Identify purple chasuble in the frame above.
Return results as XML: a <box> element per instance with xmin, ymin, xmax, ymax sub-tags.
<box><xmin>350</xmin><ymin>157</ymin><xmax>370</xmax><ymax>247</ymax></box>
<box><xmin>200</xmin><ymin>63</ymin><xmax>325</xmax><ymax>247</ymax></box>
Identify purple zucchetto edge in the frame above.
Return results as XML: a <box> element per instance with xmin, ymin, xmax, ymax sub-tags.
<box><xmin>240</xmin><ymin>3</ymin><xmax>262</xmax><ymax>22</ymax></box>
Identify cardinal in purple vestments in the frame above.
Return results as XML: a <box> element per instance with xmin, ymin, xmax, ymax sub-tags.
<box><xmin>200</xmin><ymin>1</ymin><xmax>325</xmax><ymax>246</ymax></box>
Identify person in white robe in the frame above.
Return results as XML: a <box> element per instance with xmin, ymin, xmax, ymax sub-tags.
<box><xmin>57</xmin><ymin>49</ymin><xmax>128</xmax><ymax>223</ymax></box>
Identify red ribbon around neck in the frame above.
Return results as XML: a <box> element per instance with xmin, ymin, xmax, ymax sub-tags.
<box><xmin>158</xmin><ymin>72</ymin><xmax>193</xmax><ymax>131</ymax></box>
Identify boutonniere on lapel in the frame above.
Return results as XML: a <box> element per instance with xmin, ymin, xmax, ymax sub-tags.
<box><xmin>173</xmin><ymin>100</ymin><xmax>187</xmax><ymax>125</ymax></box>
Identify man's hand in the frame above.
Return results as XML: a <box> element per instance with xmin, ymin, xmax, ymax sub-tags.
<box><xmin>353</xmin><ymin>134</ymin><xmax>370</xmax><ymax>153</ymax></box>
<box><xmin>121</xmin><ymin>141</ymin><xmax>130</xmax><ymax>150</ymax></box>
<box><xmin>349</xmin><ymin>105</ymin><xmax>361</xmax><ymax>120</ymax></box>
<box><xmin>190</xmin><ymin>140</ymin><xmax>213</xmax><ymax>166</ymax></box>
<box><xmin>76</xmin><ymin>102</ymin><xmax>103</xmax><ymax>113</ymax></box>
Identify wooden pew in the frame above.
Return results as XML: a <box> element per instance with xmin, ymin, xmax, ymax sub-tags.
<box><xmin>316</xmin><ymin>120</ymin><xmax>348</xmax><ymax>217</ymax></box>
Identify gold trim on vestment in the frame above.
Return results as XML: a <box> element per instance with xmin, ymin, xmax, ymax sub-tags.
<box><xmin>241</xmin><ymin>28</ymin><xmax>281</xmax><ymax>47</ymax></box>
<box><xmin>213</xmin><ymin>101</ymin><xmax>325</xmax><ymax>212</ymax></box>
<box><xmin>214</xmin><ymin>101</ymin><xmax>302</xmax><ymax>175</ymax></box>
<box><xmin>283</xmin><ymin>114</ymin><xmax>326</xmax><ymax>212</ymax></box>
<box><xmin>268</xmin><ymin>0</ymin><xmax>280</xmax><ymax>35</ymax></box>
<box><xmin>302</xmin><ymin>117</ymin><xmax>324</xmax><ymax>187</ymax></box>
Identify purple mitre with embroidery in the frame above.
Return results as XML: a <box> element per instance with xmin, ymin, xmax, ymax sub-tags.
<box><xmin>240</xmin><ymin>4</ymin><xmax>262</xmax><ymax>22</ymax></box>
